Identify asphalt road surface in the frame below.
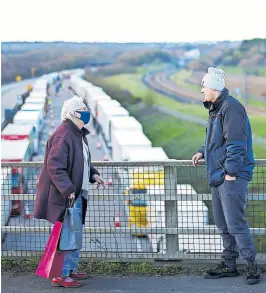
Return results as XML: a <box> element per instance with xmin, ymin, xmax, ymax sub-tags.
<box><xmin>1</xmin><ymin>78</ymin><xmax>37</xmax><ymax>123</ymax></box>
<box><xmin>2</xmin><ymin>273</ymin><xmax>265</xmax><ymax>293</ymax></box>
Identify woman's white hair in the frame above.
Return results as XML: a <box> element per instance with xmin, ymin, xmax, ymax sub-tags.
<box><xmin>61</xmin><ymin>95</ymin><xmax>86</xmax><ymax>121</ymax></box>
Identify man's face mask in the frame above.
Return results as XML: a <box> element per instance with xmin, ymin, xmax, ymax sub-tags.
<box><xmin>76</xmin><ymin>110</ymin><xmax>91</xmax><ymax>124</ymax></box>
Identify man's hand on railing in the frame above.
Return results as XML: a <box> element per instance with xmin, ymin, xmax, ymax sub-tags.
<box><xmin>192</xmin><ymin>153</ymin><xmax>203</xmax><ymax>167</ymax></box>
<box><xmin>92</xmin><ymin>174</ymin><xmax>107</xmax><ymax>189</ymax></box>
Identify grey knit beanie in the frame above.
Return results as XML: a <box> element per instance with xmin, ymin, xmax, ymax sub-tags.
<box><xmin>201</xmin><ymin>67</ymin><xmax>225</xmax><ymax>91</ymax></box>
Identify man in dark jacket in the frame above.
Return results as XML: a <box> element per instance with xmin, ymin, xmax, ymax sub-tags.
<box><xmin>192</xmin><ymin>67</ymin><xmax>260</xmax><ymax>285</ymax></box>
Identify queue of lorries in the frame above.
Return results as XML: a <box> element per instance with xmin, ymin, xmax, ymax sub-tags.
<box><xmin>1</xmin><ymin>69</ymin><xmax>222</xmax><ymax>255</ymax></box>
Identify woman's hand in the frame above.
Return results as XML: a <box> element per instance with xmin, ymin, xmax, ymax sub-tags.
<box><xmin>68</xmin><ymin>192</ymin><xmax>75</xmax><ymax>199</ymax></box>
<box><xmin>92</xmin><ymin>174</ymin><xmax>107</xmax><ymax>189</ymax></box>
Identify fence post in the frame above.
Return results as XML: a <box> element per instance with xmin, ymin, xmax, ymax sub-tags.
<box><xmin>164</xmin><ymin>165</ymin><xmax>179</xmax><ymax>258</ymax></box>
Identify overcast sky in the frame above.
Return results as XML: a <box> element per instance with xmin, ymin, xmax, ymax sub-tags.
<box><xmin>1</xmin><ymin>0</ymin><xmax>265</xmax><ymax>42</ymax></box>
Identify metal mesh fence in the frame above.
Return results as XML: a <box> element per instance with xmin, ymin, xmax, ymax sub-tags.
<box><xmin>1</xmin><ymin>160</ymin><xmax>266</xmax><ymax>263</ymax></box>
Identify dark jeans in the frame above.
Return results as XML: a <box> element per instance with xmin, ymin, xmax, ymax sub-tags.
<box><xmin>211</xmin><ymin>177</ymin><xmax>256</xmax><ymax>268</ymax></box>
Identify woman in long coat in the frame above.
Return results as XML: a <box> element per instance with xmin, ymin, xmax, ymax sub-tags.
<box><xmin>34</xmin><ymin>96</ymin><xmax>106</xmax><ymax>288</ymax></box>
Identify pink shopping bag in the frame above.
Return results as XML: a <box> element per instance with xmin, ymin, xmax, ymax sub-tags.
<box><xmin>35</xmin><ymin>221</ymin><xmax>65</xmax><ymax>279</ymax></box>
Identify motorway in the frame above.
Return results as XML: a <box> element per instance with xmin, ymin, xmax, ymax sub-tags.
<box><xmin>2</xmin><ymin>79</ymin><xmax>153</xmax><ymax>255</ymax></box>
<box><xmin>1</xmin><ymin>78</ymin><xmax>37</xmax><ymax>95</ymax></box>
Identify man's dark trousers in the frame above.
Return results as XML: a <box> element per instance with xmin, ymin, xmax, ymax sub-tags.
<box><xmin>211</xmin><ymin>177</ymin><xmax>256</xmax><ymax>268</ymax></box>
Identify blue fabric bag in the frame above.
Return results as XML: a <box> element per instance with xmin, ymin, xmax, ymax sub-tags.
<box><xmin>59</xmin><ymin>199</ymin><xmax>82</xmax><ymax>251</ymax></box>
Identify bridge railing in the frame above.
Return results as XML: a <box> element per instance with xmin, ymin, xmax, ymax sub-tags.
<box><xmin>1</xmin><ymin>160</ymin><xmax>266</xmax><ymax>263</ymax></box>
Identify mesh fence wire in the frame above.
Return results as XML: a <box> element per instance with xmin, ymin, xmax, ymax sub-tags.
<box><xmin>1</xmin><ymin>161</ymin><xmax>266</xmax><ymax>262</ymax></box>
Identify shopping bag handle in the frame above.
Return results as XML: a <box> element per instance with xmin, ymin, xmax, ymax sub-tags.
<box><xmin>58</xmin><ymin>198</ymin><xmax>75</xmax><ymax>222</ymax></box>
<box><xmin>68</xmin><ymin>198</ymin><xmax>75</xmax><ymax>208</ymax></box>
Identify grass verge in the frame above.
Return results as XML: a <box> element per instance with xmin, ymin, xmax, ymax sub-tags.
<box><xmin>0</xmin><ymin>258</ymin><xmax>206</xmax><ymax>276</ymax></box>
<box><xmin>249</xmin><ymin>115</ymin><xmax>266</xmax><ymax>137</ymax></box>
<box><xmin>2</xmin><ymin>259</ymin><xmax>265</xmax><ymax>276</ymax></box>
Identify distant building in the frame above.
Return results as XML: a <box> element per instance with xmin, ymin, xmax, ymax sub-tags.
<box><xmin>184</xmin><ymin>49</ymin><xmax>201</xmax><ymax>60</ymax></box>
